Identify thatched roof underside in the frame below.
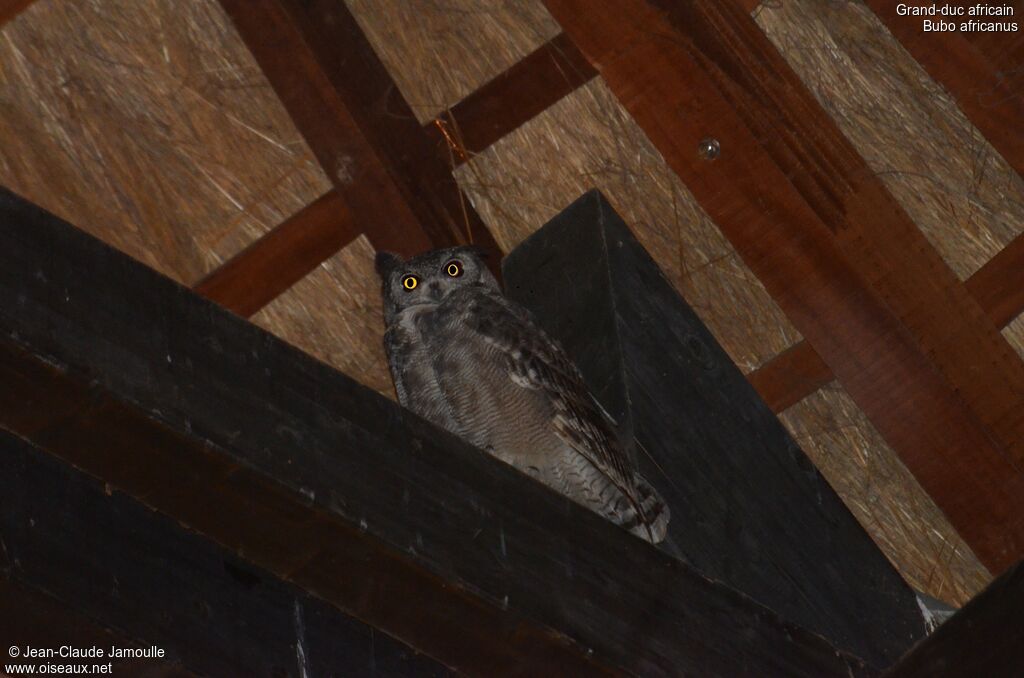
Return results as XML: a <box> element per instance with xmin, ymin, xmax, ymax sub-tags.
<box><xmin>3</xmin><ymin>0</ymin><xmax>1021</xmax><ymax>606</ymax></box>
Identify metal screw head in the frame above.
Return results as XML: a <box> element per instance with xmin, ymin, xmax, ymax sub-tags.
<box><xmin>698</xmin><ymin>137</ymin><xmax>721</xmax><ymax>161</ymax></box>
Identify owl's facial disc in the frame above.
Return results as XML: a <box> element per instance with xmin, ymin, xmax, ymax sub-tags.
<box><xmin>379</xmin><ymin>246</ymin><xmax>499</xmax><ymax>323</ymax></box>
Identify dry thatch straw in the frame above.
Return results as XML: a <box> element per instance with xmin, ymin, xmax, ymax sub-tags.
<box><xmin>253</xmin><ymin>236</ymin><xmax>394</xmax><ymax>396</ymax></box>
<box><xmin>0</xmin><ymin>0</ymin><xmax>329</xmax><ymax>284</ymax></box>
<box><xmin>0</xmin><ymin>0</ymin><xmax>398</xmax><ymax>393</ymax></box>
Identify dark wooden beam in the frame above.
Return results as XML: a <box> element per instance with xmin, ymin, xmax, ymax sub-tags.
<box><xmin>884</xmin><ymin>560</ymin><xmax>1024</xmax><ymax>677</ymax></box>
<box><xmin>543</xmin><ymin>0</ymin><xmax>1024</xmax><ymax>572</ymax></box>
<box><xmin>219</xmin><ymin>0</ymin><xmax>501</xmax><ymax>267</ymax></box>
<box><xmin>193</xmin><ymin>189</ymin><xmax>356</xmax><ymax>317</ymax></box>
<box><xmin>0</xmin><ymin>430</ymin><xmax>449</xmax><ymax>677</ymax></box>
<box><xmin>504</xmin><ymin>191</ymin><xmax>925</xmax><ymax>668</ymax></box>
<box><xmin>751</xmin><ymin>232</ymin><xmax>1024</xmax><ymax>413</ymax></box>
<box><xmin>863</xmin><ymin>0</ymin><xmax>1024</xmax><ymax>178</ymax></box>
<box><xmin>0</xmin><ymin>579</ymin><xmax>197</xmax><ymax>677</ymax></box>
<box><xmin>0</xmin><ymin>0</ymin><xmax>33</xmax><ymax>27</ymax></box>
<box><xmin>423</xmin><ymin>33</ymin><xmax>597</xmax><ymax>165</ymax></box>
<box><xmin>0</xmin><ymin>187</ymin><xmax>870</xmax><ymax>678</ymax></box>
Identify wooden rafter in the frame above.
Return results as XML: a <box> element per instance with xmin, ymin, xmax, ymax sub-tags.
<box><xmin>543</xmin><ymin>0</ymin><xmax>1024</xmax><ymax>572</ymax></box>
<box><xmin>751</xmin><ymin>233</ymin><xmax>1024</xmax><ymax>413</ymax></box>
<box><xmin>219</xmin><ymin>0</ymin><xmax>500</xmax><ymax>266</ymax></box>
<box><xmin>194</xmin><ymin>27</ymin><xmax>598</xmax><ymax>316</ymax></box>
<box><xmin>864</xmin><ymin>0</ymin><xmax>1024</xmax><ymax>177</ymax></box>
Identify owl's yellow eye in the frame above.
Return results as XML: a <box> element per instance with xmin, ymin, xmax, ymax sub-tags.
<box><xmin>401</xmin><ymin>275</ymin><xmax>419</xmax><ymax>290</ymax></box>
<box><xmin>445</xmin><ymin>260</ymin><xmax>463</xmax><ymax>277</ymax></box>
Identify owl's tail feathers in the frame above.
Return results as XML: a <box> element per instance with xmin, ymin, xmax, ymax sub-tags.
<box><xmin>620</xmin><ymin>476</ymin><xmax>670</xmax><ymax>544</ymax></box>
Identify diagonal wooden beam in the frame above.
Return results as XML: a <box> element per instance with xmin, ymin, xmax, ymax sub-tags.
<box><xmin>193</xmin><ymin>189</ymin><xmax>356</xmax><ymax>317</ymax></box>
<box><xmin>220</xmin><ymin>0</ymin><xmax>501</xmax><ymax>267</ymax></box>
<box><xmin>0</xmin><ymin>579</ymin><xmax>198</xmax><ymax>677</ymax></box>
<box><xmin>423</xmin><ymin>33</ymin><xmax>597</xmax><ymax>165</ymax></box>
<box><xmin>503</xmin><ymin>191</ymin><xmax>926</xmax><ymax>668</ymax></box>
<box><xmin>863</xmin><ymin>0</ymin><xmax>1024</xmax><ymax>177</ymax></box>
<box><xmin>751</xmin><ymin>232</ymin><xmax>1024</xmax><ymax>413</ymax></box>
<box><xmin>543</xmin><ymin>0</ymin><xmax>1024</xmax><ymax>571</ymax></box>
<box><xmin>1</xmin><ymin>431</ymin><xmax>450</xmax><ymax>677</ymax></box>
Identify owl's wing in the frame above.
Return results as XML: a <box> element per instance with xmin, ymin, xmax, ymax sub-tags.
<box><xmin>382</xmin><ymin>324</ymin><xmax>413</xmax><ymax>405</ymax></box>
<box><xmin>429</xmin><ymin>286</ymin><xmax>637</xmax><ymax>489</ymax></box>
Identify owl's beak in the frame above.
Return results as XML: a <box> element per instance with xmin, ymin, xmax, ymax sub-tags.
<box><xmin>427</xmin><ymin>282</ymin><xmax>443</xmax><ymax>302</ymax></box>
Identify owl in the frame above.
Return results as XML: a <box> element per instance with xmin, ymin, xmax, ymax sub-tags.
<box><xmin>376</xmin><ymin>246</ymin><xmax>669</xmax><ymax>543</ymax></box>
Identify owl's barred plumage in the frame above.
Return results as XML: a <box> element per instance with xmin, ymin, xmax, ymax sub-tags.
<box><xmin>377</xmin><ymin>246</ymin><xmax>669</xmax><ymax>543</ymax></box>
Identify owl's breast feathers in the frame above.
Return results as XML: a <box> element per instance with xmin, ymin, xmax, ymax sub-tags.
<box><xmin>388</xmin><ymin>285</ymin><xmax>669</xmax><ymax>543</ymax></box>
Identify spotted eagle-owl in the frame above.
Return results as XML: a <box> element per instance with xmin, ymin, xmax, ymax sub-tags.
<box><xmin>376</xmin><ymin>246</ymin><xmax>669</xmax><ymax>543</ymax></box>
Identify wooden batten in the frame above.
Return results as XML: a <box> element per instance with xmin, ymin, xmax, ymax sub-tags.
<box><xmin>423</xmin><ymin>33</ymin><xmax>597</xmax><ymax>165</ymax></box>
<box><xmin>966</xmin><ymin>233</ymin><xmax>1024</xmax><ymax>330</ymax></box>
<box><xmin>194</xmin><ymin>189</ymin><xmax>356</xmax><ymax>317</ymax></box>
